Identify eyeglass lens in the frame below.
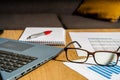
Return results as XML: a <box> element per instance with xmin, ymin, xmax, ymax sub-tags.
<box><xmin>67</xmin><ymin>48</ymin><xmax>88</xmax><ymax>62</ymax></box>
<box><xmin>94</xmin><ymin>52</ymin><xmax>117</xmax><ymax>66</ymax></box>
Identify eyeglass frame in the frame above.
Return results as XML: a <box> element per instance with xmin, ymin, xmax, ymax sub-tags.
<box><xmin>64</xmin><ymin>41</ymin><xmax>120</xmax><ymax>66</ymax></box>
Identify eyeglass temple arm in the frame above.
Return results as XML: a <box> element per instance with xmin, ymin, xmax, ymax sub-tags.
<box><xmin>116</xmin><ymin>46</ymin><xmax>120</xmax><ymax>56</ymax></box>
<box><xmin>116</xmin><ymin>46</ymin><xmax>120</xmax><ymax>52</ymax></box>
<box><xmin>64</xmin><ymin>41</ymin><xmax>82</xmax><ymax>49</ymax></box>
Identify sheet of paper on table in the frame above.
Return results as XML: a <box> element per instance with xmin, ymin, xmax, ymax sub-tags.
<box><xmin>63</xmin><ymin>32</ymin><xmax>120</xmax><ymax>80</ymax></box>
<box><xmin>63</xmin><ymin>57</ymin><xmax>120</xmax><ymax>80</ymax></box>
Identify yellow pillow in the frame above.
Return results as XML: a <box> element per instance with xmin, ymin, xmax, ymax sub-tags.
<box><xmin>77</xmin><ymin>0</ymin><xmax>120</xmax><ymax>22</ymax></box>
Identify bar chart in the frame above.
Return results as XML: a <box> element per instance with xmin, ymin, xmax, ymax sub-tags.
<box><xmin>88</xmin><ymin>60</ymin><xmax>120</xmax><ymax>79</ymax></box>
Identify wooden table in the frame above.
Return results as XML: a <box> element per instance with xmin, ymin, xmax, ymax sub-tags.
<box><xmin>0</xmin><ymin>29</ymin><xmax>120</xmax><ymax>80</ymax></box>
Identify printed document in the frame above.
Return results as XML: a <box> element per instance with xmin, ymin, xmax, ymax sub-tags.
<box><xmin>63</xmin><ymin>32</ymin><xmax>120</xmax><ymax>80</ymax></box>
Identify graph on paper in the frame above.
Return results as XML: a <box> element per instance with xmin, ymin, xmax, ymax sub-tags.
<box><xmin>64</xmin><ymin>58</ymin><xmax>120</xmax><ymax>80</ymax></box>
<box><xmin>66</xmin><ymin>32</ymin><xmax>120</xmax><ymax>80</ymax></box>
<box><xmin>88</xmin><ymin>38</ymin><xmax>120</xmax><ymax>51</ymax></box>
<box><xmin>88</xmin><ymin>38</ymin><xmax>120</xmax><ymax>79</ymax></box>
<box><xmin>88</xmin><ymin>60</ymin><xmax>120</xmax><ymax>79</ymax></box>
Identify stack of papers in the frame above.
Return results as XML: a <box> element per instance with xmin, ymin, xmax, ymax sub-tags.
<box><xmin>63</xmin><ymin>32</ymin><xmax>120</xmax><ymax>80</ymax></box>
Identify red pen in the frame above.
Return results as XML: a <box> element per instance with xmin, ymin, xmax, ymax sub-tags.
<box><xmin>27</xmin><ymin>30</ymin><xmax>52</xmax><ymax>39</ymax></box>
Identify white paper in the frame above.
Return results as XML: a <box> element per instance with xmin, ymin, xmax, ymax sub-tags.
<box><xmin>63</xmin><ymin>32</ymin><xmax>120</xmax><ymax>80</ymax></box>
<box><xmin>63</xmin><ymin>57</ymin><xmax>120</xmax><ymax>80</ymax></box>
<box><xmin>69</xmin><ymin>32</ymin><xmax>120</xmax><ymax>52</ymax></box>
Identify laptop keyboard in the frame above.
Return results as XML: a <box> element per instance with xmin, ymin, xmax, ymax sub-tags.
<box><xmin>0</xmin><ymin>50</ymin><xmax>37</xmax><ymax>72</ymax></box>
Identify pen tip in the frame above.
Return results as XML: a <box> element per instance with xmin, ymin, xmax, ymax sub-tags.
<box><xmin>27</xmin><ymin>36</ymin><xmax>31</xmax><ymax>39</ymax></box>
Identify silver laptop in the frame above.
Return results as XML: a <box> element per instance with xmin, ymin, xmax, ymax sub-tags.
<box><xmin>0</xmin><ymin>38</ymin><xmax>63</xmax><ymax>80</ymax></box>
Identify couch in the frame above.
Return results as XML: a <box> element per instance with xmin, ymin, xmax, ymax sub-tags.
<box><xmin>0</xmin><ymin>0</ymin><xmax>120</xmax><ymax>30</ymax></box>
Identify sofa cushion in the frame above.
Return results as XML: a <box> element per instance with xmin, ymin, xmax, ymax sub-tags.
<box><xmin>0</xmin><ymin>13</ymin><xmax>63</xmax><ymax>29</ymax></box>
<box><xmin>0</xmin><ymin>0</ymin><xmax>82</xmax><ymax>14</ymax></box>
<box><xmin>76</xmin><ymin>0</ymin><xmax>120</xmax><ymax>23</ymax></box>
<box><xmin>60</xmin><ymin>14</ymin><xmax>120</xmax><ymax>29</ymax></box>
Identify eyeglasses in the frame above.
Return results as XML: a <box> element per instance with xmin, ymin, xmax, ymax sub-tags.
<box><xmin>63</xmin><ymin>41</ymin><xmax>120</xmax><ymax>66</ymax></box>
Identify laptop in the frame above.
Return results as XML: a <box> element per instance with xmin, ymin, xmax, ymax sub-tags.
<box><xmin>0</xmin><ymin>38</ymin><xmax>63</xmax><ymax>80</ymax></box>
